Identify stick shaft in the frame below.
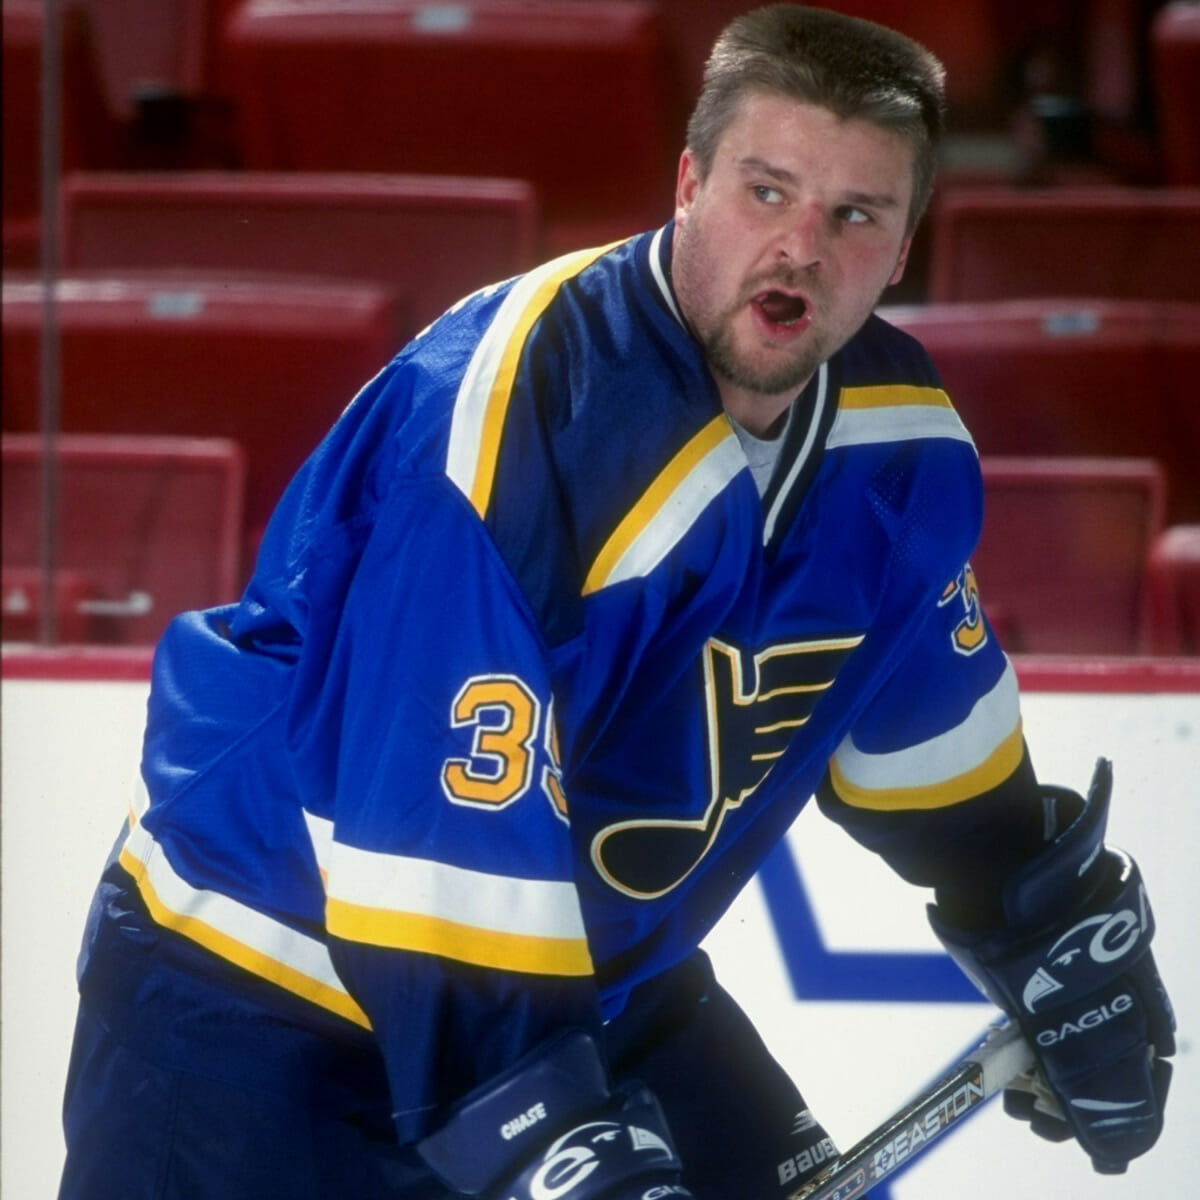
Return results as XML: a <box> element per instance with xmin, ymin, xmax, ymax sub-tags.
<box><xmin>789</xmin><ymin>1019</ymin><xmax>1034</xmax><ymax>1200</ymax></box>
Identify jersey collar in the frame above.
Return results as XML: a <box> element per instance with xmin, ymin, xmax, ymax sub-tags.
<box><xmin>642</xmin><ymin>221</ymin><xmax>839</xmax><ymax>549</ymax></box>
<box><xmin>646</xmin><ymin>222</ymin><xmax>687</xmax><ymax>330</ymax></box>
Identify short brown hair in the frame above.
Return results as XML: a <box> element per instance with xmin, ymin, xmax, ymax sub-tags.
<box><xmin>686</xmin><ymin>5</ymin><xmax>946</xmax><ymax>231</ymax></box>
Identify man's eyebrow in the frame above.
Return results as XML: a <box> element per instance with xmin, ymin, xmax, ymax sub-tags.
<box><xmin>736</xmin><ymin>157</ymin><xmax>900</xmax><ymax>208</ymax></box>
<box><xmin>737</xmin><ymin>156</ymin><xmax>797</xmax><ymax>184</ymax></box>
<box><xmin>843</xmin><ymin>189</ymin><xmax>901</xmax><ymax>210</ymax></box>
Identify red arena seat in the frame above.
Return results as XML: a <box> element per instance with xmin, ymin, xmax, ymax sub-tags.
<box><xmin>1</xmin><ymin>566</ymin><xmax>100</xmax><ymax>645</ymax></box>
<box><xmin>2</xmin><ymin>0</ymin><xmax>45</xmax><ymax>261</ymax></box>
<box><xmin>2</xmin><ymin>0</ymin><xmax>116</xmax><ymax>265</ymax></box>
<box><xmin>221</xmin><ymin>0</ymin><xmax>676</xmax><ymax>254</ymax></box>
<box><xmin>2</xmin><ymin>271</ymin><xmax>399</xmax><ymax>567</ymax></box>
<box><xmin>2</xmin><ymin>433</ymin><xmax>245</xmax><ymax>645</ymax></box>
<box><xmin>927</xmin><ymin>187</ymin><xmax>1200</xmax><ymax>303</ymax></box>
<box><xmin>62</xmin><ymin>170</ymin><xmax>539</xmax><ymax>332</ymax></box>
<box><xmin>974</xmin><ymin>456</ymin><xmax>1166</xmax><ymax>656</ymax></box>
<box><xmin>654</xmin><ymin>0</ymin><xmax>1006</xmax><ymax>129</ymax></box>
<box><xmin>881</xmin><ymin>299</ymin><xmax>1200</xmax><ymax>523</ymax></box>
<box><xmin>60</xmin><ymin>0</ymin><xmax>246</xmax><ymax>168</ymax></box>
<box><xmin>68</xmin><ymin>0</ymin><xmax>234</xmax><ymax>119</ymax></box>
<box><xmin>1151</xmin><ymin>2</ymin><xmax>1200</xmax><ymax>185</ymax></box>
<box><xmin>1145</xmin><ymin>525</ymin><xmax>1200</xmax><ymax>655</ymax></box>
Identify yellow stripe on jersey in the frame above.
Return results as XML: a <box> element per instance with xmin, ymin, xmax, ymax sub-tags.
<box><xmin>118</xmin><ymin>823</ymin><xmax>372</xmax><ymax>1029</ymax></box>
<box><xmin>828</xmin><ymin>721</ymin><xmax>1025</xmax><ymax>810</ymax></box>
<box><xmin>828</xmin><ymin>659</ymin><xmax>1023</xmax><ymax>811</ymax></box>
<box><xmin>827</xmin><ymin>384</ymin><xmax>975</xmax><ymax>450</ymax></box>
<box><xmin>839</xmin><ymin>384</ymin><xmax>954</xmax><ymax>410</ymax></box>
<box><xmin>323</xmin><ymin>843</ymin><xmax>594</xmax><ymax>978</ymax></box>
<box><xmin>326</xmin><ymin>901</ymin><xmax>594</xmax><ymax>977</ymax></box>
<box><xmin>582</xmin><ymin>414</ymin><xmax>745</xmax><ymax>595</ymax></box>
<box><xmin>446</xmin><ymin>241</ymin><xmax>626</xmax><ymax>517</ymax></box>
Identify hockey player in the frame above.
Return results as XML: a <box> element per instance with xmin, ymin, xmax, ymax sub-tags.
<box><xmin>59</xmin><ymin>7</ymin><xmax>1174</xmax><ymax>1200</ymax></box>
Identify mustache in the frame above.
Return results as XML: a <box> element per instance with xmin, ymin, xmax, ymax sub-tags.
<box><xmin>741</xmin><ymin>264</ymin><xmax>819</xmax><ymax>300</ymax></box>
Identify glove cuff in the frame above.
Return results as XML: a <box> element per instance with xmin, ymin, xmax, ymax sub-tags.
<box><xmin>501</xmin><ymin>1088</ymin><xmax>688</xmax><ymax>1200</ymax></box>
<box><xmin>931</xmin><ymin>848</ymin><xmax>1156</xmax><ymax>1019</ymax></box>
<box><xmin>1001</xmin><ymin>758</ymin><xmax>1112</xmax><ymax>930</ymax></box>
<box><xmin>417</xmin><ymin>1031</ymin><xmax>692</xmax><ymax>1200</ymax></box>
<box><xmin>418</xmin><ymin>1030</ymin><xmax>609</xmax><ymax>1193</ymax></box>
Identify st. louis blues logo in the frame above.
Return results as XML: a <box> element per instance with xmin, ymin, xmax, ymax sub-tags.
<box><xmin>591</xmin><ymin>633</ymin><xmax>862</xmax><ymax>899</ymax></box>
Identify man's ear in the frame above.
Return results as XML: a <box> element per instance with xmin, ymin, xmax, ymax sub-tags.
<box><xmin>675</xmin><ymin>150</ymin><xmax>701</xmax><ymax>222</ymax></box>
<box><xmin>889</xmin><ymin>234</ymin><xmax>914</xmax><ymax>285</ymax></box>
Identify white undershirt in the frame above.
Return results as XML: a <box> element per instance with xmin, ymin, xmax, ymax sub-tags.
<box><xmin>730</xmin><ymin>404</ymin><xmax>796</xmax><ymax>499</ymax></box>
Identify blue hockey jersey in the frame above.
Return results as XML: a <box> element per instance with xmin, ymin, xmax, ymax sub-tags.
<box><xmin>111</xmin><ymin>225</ymin><xmax>1033</xmax><ymax>1139</ymax></box>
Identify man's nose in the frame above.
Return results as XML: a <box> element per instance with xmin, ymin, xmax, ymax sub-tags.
<box><xmin>776</xmin><ymin>204</ymin><xmax>826</xmax><ymax>269</ymax></box>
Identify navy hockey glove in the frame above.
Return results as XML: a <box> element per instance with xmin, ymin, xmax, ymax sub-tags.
<box><xmin>929</xmin><ymin>760</ymin><xmax>1175</xmax><ymax>1174</ymax></box>
<box><xmin>417</xmin><ymin>1030</ymin><xmax>694</xmax><ymax>1200</ymax></box>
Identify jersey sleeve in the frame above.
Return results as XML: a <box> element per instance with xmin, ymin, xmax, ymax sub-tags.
<box><xmin>815</xmin><ymin>563</ymin><xmax>1046</xmax><ymax>920</ymax></box>
<box><xmin>292</xmin><ymin>473</ymin><xmax>603</xmax><ymax>1143</ymax></box>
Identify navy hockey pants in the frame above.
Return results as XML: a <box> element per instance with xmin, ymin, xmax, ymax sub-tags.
<box><xmin>59</xmin><ymin>948</ymin><xmax>838</xmax><ymax>1200</ymax></box>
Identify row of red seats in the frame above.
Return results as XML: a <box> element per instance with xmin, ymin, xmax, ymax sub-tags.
<box><xmin>2</xmin><ymin>271</ymin><xmax>399</xmax><ymax>565</ymax></box>
<box><xmin>5</xmin><ymin>3</ymin><xmax>1196</xmax><ymax>658</ymax></box>
<box><xmin>50</xmin><ymin>167</ymin><xmax>1200</xmax><ymax>310</ymax></box>
<box><xmin>881</xmin><ymin>297</ymin><xmax>1200</xmax><ymax>525</ymax></box>
<box><xmin>29</xmin><ymin>172</ymin><xmax>1200</xmax><ymax>468</ymax></box>
<box><xmin>924</xmin><ymin>185</ymin><xmax>1200</xmax><ymax>303</ymax></box>
<box><xmin>7</xmin><ymin>268</ymin><xmax>1195</xmax><ymax>525</ymax></box>
<box><xmin>23</xmin><ymin>0</ymin><xmax>1200</xmax><ymax>160</ymax></box>
<box><xmin>5</xmin><ymin>433</ymin><xmax>1196</xmax><ymax>655</ymax></box>
<box><xmin>6</xmin><ymin>1</ymin><xmax>1199</xmax><ymax>264</ymax></box>
<box><xmin>57</xmin><ymin>171</ymin><xmax>541</xmax><ymax>334</ymax></box>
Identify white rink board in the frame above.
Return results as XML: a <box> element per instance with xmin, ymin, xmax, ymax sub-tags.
<box><xmin>3</xmin><ymin>668</ymin><xmax>1197</xmax><ymax>1200</ymax></box>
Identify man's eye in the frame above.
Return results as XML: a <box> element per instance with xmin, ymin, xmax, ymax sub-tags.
<box><xmin>752</xmin><ymin>185</ymin><xmax>784</xmax><ymax>205</ymax></box>
<box><xmin>838</xmin><ymin>206</ymin><xmax>871</xmax><ymax>225</ymax></box>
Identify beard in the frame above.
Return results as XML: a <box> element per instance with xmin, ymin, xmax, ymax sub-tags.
<box><xmin>699</xmin><ymin>311</ymin><xmax>830</xmax><ymax>399</ymax></box>
<box><xmin>674</xmin><ymin>223</ymin><xmax>826</xmax><ymax>399</ymax></box>
<box><xmin>673</xmin><ymin>216</ymin><xmax>894</xmax><ymax>404</ymax></box>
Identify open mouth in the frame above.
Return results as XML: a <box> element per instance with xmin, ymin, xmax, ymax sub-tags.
<box><xmin>753</xmin><ymin>289</ymin><xmax>809</xmax><ymax>329</ymax></box>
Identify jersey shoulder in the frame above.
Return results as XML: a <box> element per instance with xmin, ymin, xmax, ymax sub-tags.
<box><xmin>821</xmin><ymin>314</ymin><xmax>984</xmax><ymax>586</ymax></box>
<box><xmin>830</xmin><ymin>312</ymin><xmax>970</xmax><ymax>444</ymax></box>
<box><xmin>847</xmin><ymin>310</ymin><xmax>945</xmax><ymax>385</ymax></box>
<box><xmin>468</xmin><ymin>230</ymin><xmax>751</xmax><ymax>644</ymax></box>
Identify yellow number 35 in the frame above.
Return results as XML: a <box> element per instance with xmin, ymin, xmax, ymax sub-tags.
<box><xmin>440</xmin><ymin>674</ymin><xmax>568</xmax><ymax>820</ymax></box>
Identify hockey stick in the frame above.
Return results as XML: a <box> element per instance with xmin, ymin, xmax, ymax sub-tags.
<box><xmin>788</xmin><ymin>1017</ymin><xmax>1034</xmax><ymax>1200</ymax></box>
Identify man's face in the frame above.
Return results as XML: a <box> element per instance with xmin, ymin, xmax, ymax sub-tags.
<box><xmin>672</xmin><ymin>91</ymin><xmax>915</xmax><ymax>432</ymax></box>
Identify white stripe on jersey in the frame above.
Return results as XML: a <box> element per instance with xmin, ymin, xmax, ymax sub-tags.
<box><xmin>829</xmin><ymin>659</ymin><xmax>1023</xmax><ymax>810</ymax></box>
<box><xmin>827</xmin><ymin>384</ymin><xmax>975</xmax><ymax>451</ymax></box>
<box><xmin>325</xmin><ymin>840</ymin><xmax>588</xmax><ymax>944</ymax></box>
<box><xmin>322</xmin><ymin>835</ymin><xmax>593</xmax><ymax>976</ymax></box>
<box><xmin>647</xmin><ymin>225</ymin><xmax>685</xmax><ymax>327</ymax></box>
<box><xmin>763</xmin><ymin>362</ymin><xmax>829</xmax><ymax>544</ymax></box>
<box><xmin>445</xmin><ymin>242</ymin><xmax>623</xmax><ymax>516</ymax></box>
<box><xmin>583</xmin><ymin>415</ymin><xmax>746</xmax><ymax>594</ymax></box>
<box><xmin>119</xmin><ymin>817</ymin><xmax>370</xmax><ymax>1027</ymax></box>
